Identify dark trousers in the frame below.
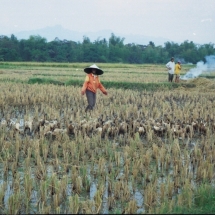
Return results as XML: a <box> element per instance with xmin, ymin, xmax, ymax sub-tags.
<box><xmin>85</xmin><ymin>89</ymin><xmax>96</xmax><ymax>111</ymax></box>
<box><xmin>168</xmin><ymin>73</ymin><xmax>174</xmax><ymax>82</ymax></box>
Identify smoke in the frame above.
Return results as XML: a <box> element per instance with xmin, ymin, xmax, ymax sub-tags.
<box><xmin>180</xmin><ymin>55</ymin><xmax>215</xmax><ymax>80</ymax></box>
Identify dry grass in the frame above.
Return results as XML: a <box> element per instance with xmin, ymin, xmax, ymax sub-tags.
<box><xmin>0</xmin><ymin>63</ymin><xmax>215</xmax><ymax>214</ymax></box>
<box><xmin>0</xmin><ymin>62</ymin><xmax>192</xmax><ymax>83</ymax></box>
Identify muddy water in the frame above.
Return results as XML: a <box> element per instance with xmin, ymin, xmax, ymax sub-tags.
<box><xmin>0</xmin><ymin>140</ymin><xmax>213</xmax><ymax>214</ymax></box>
<box><xmin>0</xmin><ymin>113</ymin><xmax>214</xmax><ymax>214</ymax></box>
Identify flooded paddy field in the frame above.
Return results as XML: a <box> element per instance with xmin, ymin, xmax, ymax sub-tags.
<box><xmin>0</xmin><ymin>63</ymin><xmax>215</xmax><ymax>214</ymax></box>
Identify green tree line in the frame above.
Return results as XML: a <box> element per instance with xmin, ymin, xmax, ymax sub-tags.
<box><xmin>0</xmin><ymin>33</ymin><xmax>214</xmax><ymax>64</ymax></box>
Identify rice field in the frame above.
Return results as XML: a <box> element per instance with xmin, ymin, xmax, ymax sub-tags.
<box><xmin>0</xmin><ymin>62</ymin><xmax>215</xmax><ymax>214</ymax></box>
<box><xmin>0</xmin><ymin>62</ymin><xmax>194</xmax><ymax>83</ymax></box>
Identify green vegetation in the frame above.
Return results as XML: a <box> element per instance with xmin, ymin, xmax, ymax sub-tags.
<box><xmin>28</xmin><ymin>77</ymin><xmax>65</xmax><ymax>85</ymax></box>
<box><xmin>0</xmin><ymin>61</ymin><xmax>194</xmax><ymax>83</ymax></box>
<box><xmin>28</xmin><ymin>77</ymin><xmax>196</xmax><ymax>91</ymax></box>
<box><xmin>0</xmin><ymin>62</ymin><xmax>206</xmax><ymax>90</ymax></box>
<box><xmin>154</xmin><ymin>183</ymin><xmax>215</xmax><ymax>214</ymax></box>
<box><xmin>0</xmin><ymin>61</ymin><xmax>84</xmax><ymax>68</ymax></box>
<box><xmin>200</xmin><ymin>74</ymin><xmax>215</xmax><ymax>79</ymax></box>
<box><xmin>0</xmin><ymin>33</ymin><xmax>214</xmax><ymax>64</ymax></box>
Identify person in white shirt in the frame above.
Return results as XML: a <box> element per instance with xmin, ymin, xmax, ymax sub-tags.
<box><xmin>166</xmin><ymin>57</ymin><xmax>175</xmax><ymax>82</ymax></box>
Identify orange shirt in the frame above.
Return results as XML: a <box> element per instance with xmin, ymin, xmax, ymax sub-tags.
<box><xmin>81</xmin><ymin>74</ymin><xmax>107</xmax><ymax>94</ymax></box>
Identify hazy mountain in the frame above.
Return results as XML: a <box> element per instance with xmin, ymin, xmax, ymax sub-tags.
<box><xmin>9</xmin><ymin>25</ymin><xmax>170</xmax><ymax>46</ymax></box>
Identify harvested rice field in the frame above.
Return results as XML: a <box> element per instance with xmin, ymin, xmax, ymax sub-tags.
<box><xmin>0</xmin><ymin>62</ymin><xmax>215</xmax><ymax>214</ymax></box>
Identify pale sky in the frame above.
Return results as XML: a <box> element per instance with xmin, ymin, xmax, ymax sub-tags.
<box><xmin>0</xmin><ymin>0</ymin><xmax>215</xmax><ymax>44</ymax></box>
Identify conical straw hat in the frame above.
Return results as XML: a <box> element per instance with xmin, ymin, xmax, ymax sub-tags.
<box><xmin>84</xmin><ymin>64</ymin><xmax>104</xmax><ymax>75</ymax></box>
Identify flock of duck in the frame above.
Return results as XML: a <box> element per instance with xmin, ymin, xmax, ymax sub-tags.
<box><xmin>0</xmin><ymin>112</ymin><xmax>213</xmax><ymax>141</ymax></box>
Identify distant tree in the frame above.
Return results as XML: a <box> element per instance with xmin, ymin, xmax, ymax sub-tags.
<box><xmin>109</xmin><ymin>33</ymin><xmax>125</xmax><ymax>62</ymax></box>
<box><xmin>179</xmin><ymin>41</ymin><xmax>198</xmax><ymax>63</ymax></box>
<box><xmin>198</xmin><ymin>43</ymin><xmax>215</xmax><ymax>62</ymax></box>
<box><xmin>142</xmin><ymin>46</ymin><xmax>159</xmax><ymax>63</ymax></box>
<box><xmin>93</xmin><ymin>38</ymin><xmax>109</xmax><ymax>62</ymax></box>
<box><xmin>124</xmin><ymin>43</ymin><xmax>143</xmax><ymax>63</ymax></box>
<box><xmin>164</xmin><ymin>41</ymin><xmax>180</xmax><ymax>59</ymax></box>
<box><xmin>0</xmin><ymin>33</ymin><xmax>214</xmax><ymax>64</ymax></box>
<box><xmin>0</xmin><ymin>35</ymin><xmax>20</xmax><ymax>61</ymax></box>
<box><xmin>148</xmin><ymin>41</ymin><xmax>155</xmax><ymax>48</ymax></box>
<box><xmin>82</xmin><ymin>36</ymin><xmax>96</xmax><ymax>62</ymax></box>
